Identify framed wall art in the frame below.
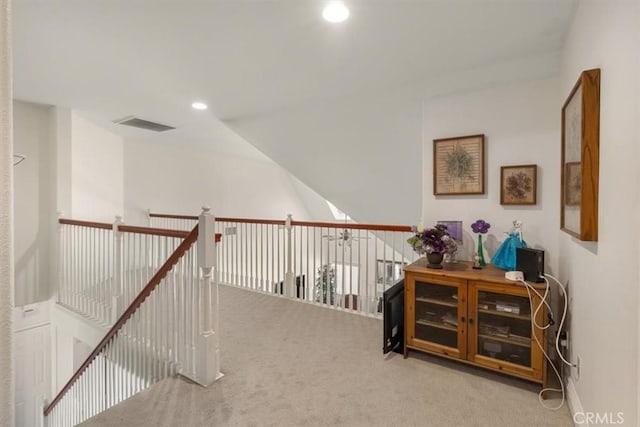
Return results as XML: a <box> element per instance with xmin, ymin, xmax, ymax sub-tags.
<box><xmin>500</xmin><ymin>164</ymin><xmax>537</xmax><ymax>205</ymax></box>
<box><xmin>561</xmin><ymin>68</ymin><xmax>600</xmax><ymax>241</ymax></box>
<box><xmin>436</xmin><ymin>220</ymin><xmax>463</xmax><ymax>242</ymax></box>
<box><xmin>433</xmin><ymin>134</ymin><xmax>485</xmax><ymax>195</ymax></box>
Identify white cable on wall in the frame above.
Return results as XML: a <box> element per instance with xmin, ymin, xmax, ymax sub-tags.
<box><xmin>523</xmin><ymin>280</ymin><xmax>565</xmax><ymax>410</ymax></box>
<box><xmin>520</xmin><ymin>274</ymin><xmax>576</xmax><ymax>411</ymax></box>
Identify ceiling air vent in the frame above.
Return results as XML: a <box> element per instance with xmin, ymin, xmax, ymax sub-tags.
<box><xmin>113</xmin><ymin>116</ymin><xmax>175</xmax><ymax>132</ymax></box>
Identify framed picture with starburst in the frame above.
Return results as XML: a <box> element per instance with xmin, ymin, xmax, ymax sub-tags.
<box><xmin>433</xmin><ymin>134</ymin><xmax>485</xmax><ymax>195</ymax></box>
<box><xmin>500</xmin><ymin>164</ymin><xmax>537</xmax><ymax>205</ymax></box>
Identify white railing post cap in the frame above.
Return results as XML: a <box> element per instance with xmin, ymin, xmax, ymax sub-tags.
<box><xmin>202</xmin><ymin>206</ymin><xmax>211</xmax><ymax>214</ymax></box>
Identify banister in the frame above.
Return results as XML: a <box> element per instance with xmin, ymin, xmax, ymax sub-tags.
<box><xmin>215</xmin><ymin>217</ymin><xmax>286</xmax><ymax>226</ymax></box>
<box><xmin>150</xmin><ymin>212</ymin><xmax>413</xmax><ymax>232</ymax></box>
<box><xmin>289</xmin><ymin>220</ymin><xmax>413</xmax><ymax>232</ymax></box>
<box><xmin>59</xmin><ymin>218</ymin><xmax>113</xmax><ymax>230</ymax></box>
<box><xmin>148</xmin><ymin>213</ymin><xmax>198</xmax><ymax>220</ymax></box>
<box><xmin>150</xmin><ymin>213</ymin><xmax>286</xmax><ymax>226</ymax></box>
<box><xmin>59</xmin><ymin>218</ymin><xmax>222</xmax><ymax>241</ymax></box>
<box><xmin>215</xmin><ymin>217</ymin><xmax>412</xmax><ymax>231</ymax></box>
<box><xmin>44</xmin><ymin>225</ymin><xmax>200</xmax><ymax>417</ymax></box>
<box><xmin>118</xmin><ymin>224</ymin><xmax>190</xmax><ymax>239</ymax></box>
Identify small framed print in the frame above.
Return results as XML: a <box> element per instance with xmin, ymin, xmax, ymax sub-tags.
<box><xmin>500</xmin><ymin>164</ymin><xmax>537</xmax><ymax>205</ymax></box>
<box><xmin>433</xmin><ymin>134</ymin><xmax>485</xmax><ymax>195</ymax></box>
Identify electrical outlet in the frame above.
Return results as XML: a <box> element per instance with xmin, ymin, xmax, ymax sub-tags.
<box><xmin>575</xmin><ymin>355</ymin><xmax>581</xmax><ymax>380</ymax></box>
<box><xmin>224</xmin><ymin>226</ymin><xmax>237</xmax><ymax>236</ymax></box>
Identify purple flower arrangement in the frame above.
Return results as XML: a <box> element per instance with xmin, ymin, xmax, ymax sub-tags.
<box><xmin>408</xmin><ymin>224</ymin><xmax>458</xmax><ymax>255</ymax></box>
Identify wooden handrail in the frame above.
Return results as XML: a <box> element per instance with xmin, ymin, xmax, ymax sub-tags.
<box><xmin>148</xmin><ymin>213</ymin><xmax>198</xmax><ymax>220</ymax></box>
<box><xmin>213</xmin><ymin>217</ymin><xmax>412</xmax><ymax>231</ymax></box>
<box><xmin>44</xmin><ymin>225</ymin><xmax>200</xmax><ymax>416</ymax></box>
<box><xmin>150</xmin><ymin>212</ymin><xmax>412</xmax><ymax>232</ymax></box>
<box><xmin>59</xmin><ymin>218</ymin><xmax>221</xmax><ymax>241</ymax></box>
<box><xmin>289</xmin><ymin>220</ymin><xmax>413</xmax><ymax>232</ymax></box>
<box><xmin>59</xmin><ymin>218</ymin><xmax>113</xmax><ymax>230</ymax></box>
<box><xmin>215</xmin><ymin>217</ymin><xmax>286</xmax><ymax>226</ymax></box>
<box><xmin>118</xmin><ymin>224</ymin><xmax>190</xmax><ymax>239</ymax></box>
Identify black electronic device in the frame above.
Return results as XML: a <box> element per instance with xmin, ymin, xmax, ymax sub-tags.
<box><xmin>383</xmin><ymin>279</ymin><xmax>404</xmax><ymax>354</ymax></box>
<box><xmin>516</xmin><ymin>247</ymin><xmax>545</xmax><ymax>283</ymax></box>
<box><xmin>274</xmin><ymin>275</ymin><xmax>306</xmax><ymax>298</ymax></box>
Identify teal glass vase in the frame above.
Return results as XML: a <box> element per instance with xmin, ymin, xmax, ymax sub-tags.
<box><xmin>477</xmin><ymin>234</ymin><xmax>486</xmax><ymax>267</ymax></box>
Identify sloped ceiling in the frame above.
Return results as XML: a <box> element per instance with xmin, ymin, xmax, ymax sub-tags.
<box><xmin>12</xmin><ymin>0</ymin><xmax>577</xmax><ymax>223</ymax></box>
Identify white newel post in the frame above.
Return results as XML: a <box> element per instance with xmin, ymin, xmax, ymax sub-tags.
<box><xmin>284</xmin><ymin>213</ymin><xmax>294</xmax><ymax>298</ymax></box>
<box><xmin>111</xmin><ymin>216</ymin><xmax>124</xmax><ymax>323</ymax></box>
<box><xmin>145</xmin><ymin>208</ymin><xmax>151</xmax><ymax>227</ymax></box>
<box><xmin>56</xmin><ymin>211</ymin><xmax>64</xmax><ymax>305</ymax></box>
<box><xmin>189</xmin><ymin>206</ymin><xmax>222</xmax><ymax>386</ymax></box>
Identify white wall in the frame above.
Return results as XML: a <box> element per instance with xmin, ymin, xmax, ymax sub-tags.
<box><xmin>122</xmin><ymin>138</ymin><xmax>319</xmax><ymax>224</ymax></box>
<box><xmin>422</xmin><ymin>78</ymin><xmax>560</xmax><ymax>269</ymax></box>
<box><xmin>71</xmin><ymin>112</ymin><xmax>124</xmax><ymax>222</ymax></box>
<box><xmin>559</xmin><ymin>1</ymin><xmax>639</xmax><ymax>424</ymax></box>
<box><xmin>13</xmin><ymin>104</ymin><xmax>124</xmax><ymax>303</ymax></box>
<box><xmin>227</xmin><ymin>52</ymin><xmax>563</xmax><ymax>227</ymax></box>
<box><xmin>13</xmin><ymin>100</ymin><xmax>54</xmax><ymax>306</ymax></box>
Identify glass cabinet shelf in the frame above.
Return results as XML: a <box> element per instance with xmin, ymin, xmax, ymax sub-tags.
<box><xmin>415</xmin><ymin>297</ymin><xmax>458</xmax><ymax>307</ymax></box>
<box><xmin>414</xmin><ymin>281</ymin><xmax>460</xmax><ymax>349</ymax></box>
<box><xmin>477</xmin><ymin>308</ymin><xmax>531</xmax><ymax>321</ymax></box>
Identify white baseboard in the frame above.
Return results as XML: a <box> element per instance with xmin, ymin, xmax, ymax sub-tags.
<box><xmin>566</xmin><ymin>377</ymin><xmax>585</xmax><ymax>427</ymax></box>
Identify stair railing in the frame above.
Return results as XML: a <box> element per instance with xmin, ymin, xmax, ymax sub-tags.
<box><xmin>58</xmin><ymin>215</ymin><xmax>193</xmax><ymax>325</ymax></box>
<box><xmin>45</xmin><ymin>208</ymin><xmax>222</xmax><ymax>426</ymax></box>
<box><xmin>149</xmin><ymin>212</ymin><xmax>418</xmax><ymax>316</ymax></box>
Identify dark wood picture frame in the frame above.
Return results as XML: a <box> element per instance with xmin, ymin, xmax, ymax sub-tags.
<box><xmin>433</xmin><ymin>134</ymin><xmax>485</xmax><ymax>195</ymax></box>
<box><xmin>500</xmin><ymin>164</ymin><xmax>537</xmax><ymax>205</ymax></box>
<box><xmin>561</xmin><ymin>68</ymin><xmax>600</xmax><ymax>241</ymax></box>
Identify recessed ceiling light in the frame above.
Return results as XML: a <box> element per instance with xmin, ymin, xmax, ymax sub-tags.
<box><xmin>191</xmin><ymin>102</ymin><xmax>208</xmax><ymax>110</ymax></box>
<box><xmin>323</xmin><ymin>2</ymin><xmax>349</xmax><ymax>23</ymax></box>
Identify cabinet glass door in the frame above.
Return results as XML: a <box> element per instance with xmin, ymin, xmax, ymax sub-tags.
<box><xmin>475</xmin><ymin>290</ymin><xmax>532</xmax><ymax>367</ymax></box>
<box><xmin>414</xmin><ymin>281</ymin><xmax>460</xmax><ymax>350</ymax></box>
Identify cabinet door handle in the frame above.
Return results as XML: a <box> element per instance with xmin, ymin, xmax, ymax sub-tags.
<box><xmin>460</xmin><ymin>316</ymin><xmax>466</xmax><ymax>323</ymax></box>
<box><xmin>469</xmin><ymin>318</ymin><xmax>474</xmax><ymax>325</ymax></box>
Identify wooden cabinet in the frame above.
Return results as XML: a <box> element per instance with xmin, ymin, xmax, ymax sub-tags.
<box><xmin>404</xmin><ymin>259</ymin><xmax>547</xmax><ymax>386</ymax></box>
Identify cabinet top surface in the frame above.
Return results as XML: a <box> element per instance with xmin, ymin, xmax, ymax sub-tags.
<box><xmin>404</xmin><ymin>259</ymin><xmax>545</xmax><ymax>289</ymax></box>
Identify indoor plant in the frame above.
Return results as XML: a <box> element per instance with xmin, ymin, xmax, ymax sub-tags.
<box><xmin>407</xmin><ymin>224</ymin><xmax>457</xmax><ymax>269</ymax></box>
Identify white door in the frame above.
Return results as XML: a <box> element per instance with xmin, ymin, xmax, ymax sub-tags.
<box><xmin>15</xmin><ymin>324</ymin><xmax>51</xmax><ymax>427</ymax></box>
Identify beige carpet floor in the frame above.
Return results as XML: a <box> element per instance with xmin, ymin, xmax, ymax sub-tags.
<box><xmin>82</xmin><ymin>285</ymin><xmax>573</xmax><ymax>427</ymax></box>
